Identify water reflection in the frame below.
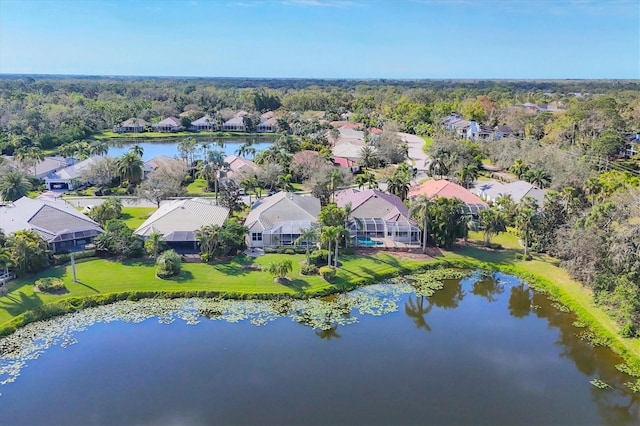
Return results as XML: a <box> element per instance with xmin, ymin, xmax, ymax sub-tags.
<box><xmin>404</xmin><ymin>296</ymin><xmax>432</xmax><ymax>332</ymax></box>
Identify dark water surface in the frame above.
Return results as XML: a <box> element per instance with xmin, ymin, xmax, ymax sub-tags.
<box><xmin>0</xmin><ymin>274</ymin><xmax>638</xmax><ymax>425</ymax></box>
<box><xmin>107</xmin><ymin>135</ymin><xmax>275</xmax><ymax>161</ymax></box>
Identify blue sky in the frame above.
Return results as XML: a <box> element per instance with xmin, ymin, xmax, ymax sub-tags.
<box><xmin>0</xmin><ymin>0</ymin><xmax>638</xmax><ymax>79</ymax></box>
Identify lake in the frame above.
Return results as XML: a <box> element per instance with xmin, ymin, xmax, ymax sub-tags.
<box><xmin>0</xmin><ymin>273</ymin><xmax>638</xmax><ymax>425</ymax></box>
<box><xmin>107</xmin><ymin>135</ymin><xmax>277</xmax><ymax>161</ymax></box>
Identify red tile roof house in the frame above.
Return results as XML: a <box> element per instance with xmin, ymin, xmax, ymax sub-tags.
<box><xmin>408</xmin><ymin>179</ymin><xmax>488</xmax><ymax>215</ymax></box>
<box><xmin>152</xmin><ymin>117</ymin><xmax>181</xmax><ymax>133</ymax></box>
<box><xmin>335</xmin><ymin>188</ymin><xmax>421</xmax><ymax>247</ymax></box>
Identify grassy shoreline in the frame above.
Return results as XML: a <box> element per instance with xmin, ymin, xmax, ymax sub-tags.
<box><xmin>93</xmin><ymin>131</ymin><xmax>274</xmax><ymax>140</ymax></box>
<box><xmin>1</xmin><ymin>238</ymin><xmax>639</xmax><ymax>375</ymax></box>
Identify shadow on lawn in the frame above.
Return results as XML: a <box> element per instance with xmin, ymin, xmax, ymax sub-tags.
<box><xmin>164</xmin><ymin>271</ymin><xmax>195</xmax><ymax>283</ymax></box>
<box><xmin>280</xmin><ymin>278</ymin><xmax>310</xmax><ymax>293</ymax></box>
<box><xmin>0</xmin><ymin>291</ymin><xmax>44</xmax><ymax>316</ymax></box>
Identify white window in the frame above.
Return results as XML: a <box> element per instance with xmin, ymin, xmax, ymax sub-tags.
<box><xmin>251</xmin><ymin>233</ymin><xmax>263</xmax><ymax>241</ymax></box>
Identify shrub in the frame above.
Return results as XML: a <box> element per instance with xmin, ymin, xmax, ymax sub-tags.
<box><xmin>319</xmin><ymin>266</ymin><xmax>336</xmax><ymax>281</ymax></box>
<box><xmin>300</xmin><ymin>264</ymin><xmax>318</xmax><ymax>275</ymax></box>
<box><xmin>34</xmin><ymin>277</ymin><xmax>66</xmax><ymax>293</ymax></box>
<box><xmin>310</xmin><ymin>249</ymin><xmax>329</xmax><ymax>266</ymax></box>
<box><xmin>156</xmin><ymin>249</ymin><xmax>182</xmax><ymax>278</ymax></box>
<box><xmin>53</xmin><ymin>249</ymin><xmax>97</xmax><ymax>265</ymax></box>
<box><xmin>283</xmin><ymin>248</ymin><xmax>295</xmax><ymax>255</ymax></box>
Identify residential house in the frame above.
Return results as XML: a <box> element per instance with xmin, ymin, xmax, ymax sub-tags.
<box><xmin>143</xmin><ymin>155</ymin><xmax>182</xmax><ymax>177</ymax></box>
<box><xmin>335</xmin><ymin>188</ymin><xmax>421</xmax><ymax>246</ymax></box>
<box><xmin>190</xmin><ymin>115</ymin><xmax>216</xmax><ymax>131</ymax></box>
<box><xmin>493</xmin><ymin>125</ymin><xmax>523</xmax><ymax>140</ymax></box>
<box><xmin>222</xmin><ymin>116</ymin><xmax>246</xmax><ymax>132</ymax></box>
<box><xmin>152</xmin><ymin>117</ymin><xmax>181</xmax><ymax>133</ymax></box>
<box><xmin>623</xmin><ymin>133</ymin><xmax>640</xmax><ymax>158</ymax></box>
<box><xmin>244</xmin><ymin>192</ymin><xmax>321</xmax><ymax>248</ymax></box>
<box><xmin>257</xmin><ymin>112</ymin><xmax>277</xmax><ymax>132</ymax></box>
<box><xmin>44</xmin><ymin>156</ymin><xmax>102</xmax><ymax>190</ymax></box>
<box><xmin>408</xmin><ymin>179</ymin><xmax>488</xmax><ymax>215</ymax></box>
<box><xmin>0</xmin><ymin>196</ymin><xmax>103</xmax><ymax>253</ymax></box>
<box><xmin>224</xmin><ymin>155</ymin><xmax>259</xmax><ymax>181</ymax></box>
<box><xmin>473</xmin><ymin>179</ymin><xmax>546</xmax><ymax>207</ymax></box>
<box><xmin>4</xmin><ymin>155</ymin><xmax>73</xmax><ymax>180</ymax></box>
<box><xmin>113</xmin><ymin>118</ymin><xmax>150</xmax><ymax>133</ymax></box>
<box><xmin>134</xmin><ymin>198</ymin><xmax>230</xmax><ymax>252</ymax></box>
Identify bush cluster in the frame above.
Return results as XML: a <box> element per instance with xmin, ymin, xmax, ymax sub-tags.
<box><xmin>52</xmin><ymin>249</ymin><xmax>97</xmax><ymax>265</ymax></box>
<box><xmin>319</xmin><ymin>266</ymin><xmax>336</xmax><ymax>281</ymax></box>
<box><xmin>300</xmin><ymin>264</ymin><xmax>318</xmax><ymax>275</ymax></box>
<box><xmin>34</xmin><ymin>277</ymin><xmax>66</xmax><ymax>293</ymax></box>
<box><xmin>156</xmin><ymin>249</ymin><xmax>182</xmax><ymax>278</ymax></box>
<box><xmin>309</xmin><ymin>249</ymin><xmax>329</xmax><ymax>266</ymax></box>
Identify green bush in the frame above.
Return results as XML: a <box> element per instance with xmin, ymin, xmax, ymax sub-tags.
<box><xmin>34</xmin><ymin>277</ymin><xmax>66</xmax><ymax>293</ymax></box>
<box><xmin>156</xmin><ymin>249</ymin><xmax>182</xmax><ymax>278</ymax></box>
<box><xmin>319</xmin><ymin>266</ymin><xmax>336</xmax><ymax>281</ymax></box>
<box><xmin>283</xmin><ymin>248</ymin><xmax>295</xmax><ymax>255</ymax></box>
<box><xmin>300</xmin><ymin>264</ymin><xmax>318</xmax><ymax>275</ymax></box>
<box><xmin>53</xmin><ymin>249</ymin><xmax>97</xmax><ymax>265</ymax></box>
<box><xmin>310</xmin><ymin>249</ymin><xmax>329</xmax><ymax>266</ymax></box>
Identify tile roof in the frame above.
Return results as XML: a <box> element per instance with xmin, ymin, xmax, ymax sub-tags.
<box><xmin>120</xmin><ymin>118</ymin><xmax>150</xmax><ymax>127</ymax></box>
<box><xmin>409</xmin><ymin>180</ymin><xmax>488</xmax><ymax>210</ymax></box>
<box><xmin>335</xmin><ymin>188</ymin><xmax>411</xmax><ymax>222</ymax></box>
<box><xmin>144</xmin><ymin>155</ymin><xmax>179</xmax><ymax>171</ymax></box>
<box><xmin>331</xmin><ymin>141</ymin><xmax>368</xmax><ymax>160</ymax></box>
<box><xmin>223</xmin><ymin>116</ymin><xmax>245</xmax><ymax>126</ymax></box>
<box><xmin>45</xmin><ymin>156</ymin><xmax>101</xmax><ymax>181</ymax></box>
<box><xmin>224</xmin><ymin>155</ymin><xmax>258</xmax><ymax>178</ymax></box>
<box><xmin>0</xmin><ymin>196</ymin><xmax>102</xmax><ymax>241</ymax></box>
<box><xmin>134</xmin><ymin>198</ymin><xmax>230</xmax><ymax>241</ymax></box>
<box><xmin>153</xmin><ymin>117</ymin><xmax>181</xmax><ymax>127</ymax></box>
<box><xmin>473</xmin><ymin>179</ymin><xmax>545</xmax><ymax>206</ymax></box>
<box><xmin>191</xmin><ymin>114</ymin><xmax>214</xmax><ymax>126</ymax></box>
<box><xmin>245</xmin><ymin>192</ymin><xmax>321</xmax><ymax>232</ymax></box>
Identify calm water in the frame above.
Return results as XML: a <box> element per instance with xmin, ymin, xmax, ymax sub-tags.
<box><xmin>0</xmin><ymin>273</ymin><xmax>638</xmax><ymax>425</ymax></box>
<box><xmin>107</xmin><ymin>136</ymin><xmax>276</xmax><ymax>161</ymax></box>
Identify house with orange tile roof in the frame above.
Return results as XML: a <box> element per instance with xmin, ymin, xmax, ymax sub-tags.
<box><xmin>408</xmin><ymin>179</ymin><xmax>488</xmax><ymax>214</ymax></box>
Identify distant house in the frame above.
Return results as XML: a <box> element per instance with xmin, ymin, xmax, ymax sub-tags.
<box><xmin>493</xmin><ymin>125</ymin><xmax>523</xmax><ymax>140</ymax></box>
<box><xmin>190</xmin><ymin>115</ymin><xmax>216</xmax><ymax>131</ymax></box>
<box><xmin>114</xmin><ymin>118</ymin><xmax>150</xmax><ymax>133</ymax></box>
<box><xmin>0</xmin><ymin>196</ymin><xmax>103</xmax><ymax>253</ymax></box>
<box><xmin>467</xmin><ymin>121</ymin><xmax>493</xmax><ymax>140</ymax></box>
<box><xmin>257</xmin><ymin>112</ymin><xmax>277</xmax><ymax>132</ymax></box>
<box><xmin>222</xmin><ymin>116</ymin><xmax>246</xmax><ymax>132</ymax></box>
<box><xmin>5</xmin><ymin>155</ymin><xmax>73</xmax><ymax>180</ymax></box>
<box><xmin>224</xmin><ymin>155</ymin><xmax>259</xmax><ymax>180</ymax></box>
<box><xmin>143</xmin><ymin>155</ymin><xmax>182</xmax><ymax>176</ymax></box>
<box><xmin>44</xmin><ymin>156</ymin><xmax>102</xmax><ymax>190</ymax></box>
<box><xmin>409</xmin><ymin>179</ymin><xmax>488</xmax><ymax>215</ymax></box>
<box><xmin>134</xmin><ymin>198</ymin><xmax>230</xmax><ymax>252</ymax></box>
<box><xmin>152</xmin><ymin>117</ymin><xmax>181</xmax><ymax>133</ymax></box>
<box><xmin>335</xmin><ymin>188</ymin><xmax>421</xmax><ymax>246</ymax></box>
<box><xmin>623</xmin><ymin>133</ymin><xmax>640</xmax><ymax>158</ymax></box>
<box><xmin>520</xmin><ymin>103</ymin><xmax>565</xmax><ymax>113</ymax></box>
<box><xmin>245</xmin><ymin>192</ymin><xmax>321</xmax><ymax>248</ymax></box>
<box><xmin>473</xmin><ymin>180</ymin><xmax>546</xmax><ymax>207</ymax></box>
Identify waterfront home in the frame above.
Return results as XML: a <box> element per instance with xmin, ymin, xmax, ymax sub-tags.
<box><xmin>245</xmin><ymin>192</ymin><xmax>321</xmax><ymax>248</ymax></box>
<box><xmin>222</xmin><ymin>116</ymin><xmax>246</xmax><ymax>132</ymax></box>
<box><xmin>409</xmin><ymin>179</ymin><xmax>488</xmax><ymax>215</ymax></box>
<box><xmin>190</xmin><ymin>115</ymin><xmax>216</xmax><ymax>131</ymax></box>
<box><xmin>257</xmin><ymin>112</ymin><xmax>277</xmax><ymax>132</ymax></box>
<box><xmin>113</xmin><ymin>118</ymin><xmax>150</xmax><ymax>133</ymax></box>
<box><xmin>134</xmin><ymin>198</ymin><xmax>230</xmax><ymax>252</ymax></box>
<box><xmin>0</xmin><ymin>196</ymin><xmax>103</xmax><ymax>253</ymax></box>
<box><xmin>44</xmin><ymin>156</ymin><xmax>102</xmax><ymax>190</ymax></box>
<box><xmin>152</xmin><ymin>117</ymin><xmax>181</xmax><ymax>133</ymax></box>
<box><xmin>335</xmin><ymin>188</ymin><xmax>421</xmax><ymax>246</ymax></box>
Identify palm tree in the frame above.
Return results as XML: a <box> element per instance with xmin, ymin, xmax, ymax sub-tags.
<box><xmin>525</xmin><ymin>168</ymin><xmax>551</xmax><ymax>188</ymax></box>
<box><xmin>89</xmin><ymin>140</ymin><xmax>109</xmax><ymax>157</ymax></box>
<box><xmin>145</xmin><ymin>232</ymin><xmax>166</xmax><ymax>260</ymax></box>
<box><xmin>331</xmin><ymin>226</ymin><xmax>349</xmax><ymax>267</ymax></box>
<box><xmin>509</xmin><ymin>159</ymin><xmax>529</xmax><ymax>179</ymax></box>
<box><xmin>201</xmin><ymin>149</ymin><xmax>229</xmax><ymax>201</ymax></box>
<box><xmin>27</xmin><ymin>147</ymin><xmax>44</xmax><ymax>177</ymax></box>
<box><xmin>409</xmin><ymin>195</ymin><xmax>431</xmax><ymax>253</ymax></box>
<box><xmin>0</xmin><ymin>171</ymin><xmax>32</xmax><ymax>202</ymax></box>
<box><xmin>478</xmin><ymin>207</ymin><xmax>507</xmax><ymax>246</ymax></box>
<box><xmin>456</xmin><ymin>164</ymin><xmax>479</xmax><ymax>189</ymax></box>
<box><xmin>320</xmin><ymin>226</ymin><xmax>339</xmax><ymax>266</ymax></box>
<box><xmin>177</xmin><ymin>137</ymin><xmax>197</xmax><ymax>166</ymax></box>
<box><xmin>130</xmin><ymin>144</ymin><xmax>144</xmax><ymax>158</ymax></box>
<box><xmin>329</xmin><ymin>168</ymin><xmax>342</xmax><ymax>203</ymax></box>
<box><xmin>277</xmin><ymin>173</ymin><xmax>294</xmax><ymax>192</ymax></box>
<box><xmin>196</xmin><ymin>224</ymin><xmax>221</xmax><ymax>262</ymax></box>
<box><xmin>235</xmin><ymin>142</ymin><xmax>255</xmax><ymax>158</ymax></box>
<box><xmin>117</xmin><ymin>151</ymin><xmax>144</xmax><ymax>184</ymax></box>
<box><xmin>515</xmin><ymin>196</ymin><xmax>539</xmax><ymax>259</ymax></box>
<box><xmin>405</xmin><ymin>296</ymin><xmax>433</xmax><ymax>331</ymax></box>
<box><xmin>359</xmin><ymin>146</ymin><xmax>379</xmax><ymax>169</ymax></box>
<box><xmin>386</xmin><ymin>175</ymin><xmax>409</xmax><ymax>201</ymax></box>
<box><xmin>295</xmin><ymin>226</ymin><xmax>318</xmax><ymax>266</ymax></box>
<box><xmin>267</xmin><ymin>260</ymin><xmax>293</xmax><ymax>281</ymax></box>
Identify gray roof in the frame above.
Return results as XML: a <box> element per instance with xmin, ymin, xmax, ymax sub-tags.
<box><xmin>473</xmin><ymin>179</ymin><xmax>546</xmax><ymax>206</ymax></box>
<box><xmin>120</xmin><ymin>118</ymin><xmax>150</xmax><ymax>127</ymax></box>
<box><xmin>245</xmin><ymin>192</ymin><xmax>321</xmax><ymax>232</ymax></box>
<box><xmin>335</xmin><ymin>188</ymin><xmax>414</xmax><ymax>223</ymax></box>
<box><xmin>135</xmin><ymin>198</ymin><xmax>230</xmax><ymax>241</ymax></box>
<box><xmin>153</xmin><ymin>117</ymin><xmax>181</xmax><ymax>127</ymax></box>
<box><xmin>0</xmin><ymin>196</ymin><xmax>103</xmax><ymax>242</ymax></box>
<box><xmin>45</xmin><ymin>156</ymin><xmax>101</xmax><ymax>182</ymax></box>
<box><xmin>191</xmin><ymin>115</ymin><xmax>214</xmax><ymax>126</ymax></box>
<box><xmin>223</xmin><ymin>116</ymin><xmax>245</xmax><ymax>127</ymax></box>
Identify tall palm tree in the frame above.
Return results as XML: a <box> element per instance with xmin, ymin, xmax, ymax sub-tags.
<box><xmin>89</xmin><ymin>140</ymin><xmax>109</xmax><ymax>157</ymax></box>
<box><xmin>130</xmin><ymin>144</ymin><xmax>144</xmax><ymax>158</ymax></box>
<box><xmin>525</xmin><ymin>168</ymin><xmax>551</xmax><ymax>188</ymax></box>
<box><xmin>295</xmin><ymin>226</ymin><xmax>319</xmax><ymax>266</ymax></box>
<box><xmin>27</xmin><ymin>147</ymin><xmax>44</xmax><ymax>177</ymax></box>
<box><xmin>515</xmin><ymin>196</ymin><xmax>539</xmax><ymax>259</ymax></box>
<box><xmin>331</xmin><ymin>225</ymin><xmax>349</xmax><ymax>267</ymax></box>
<box><xmin>201</xmin><ymin>149</ymin><xmax>229</xmax><ymax>202</ymax></box>
<box><xmin>456</xmin><ymin>164</ymin><xmax>479</xmax><ymax>189</ymax></box>
<box><xmin>409</xmin><ymin>195</ymin><xmax>431</xmax><ymax>253</ymax></box>
<box><xmin>0</xmin><ymin>171</ymin><xmax>32</xmax><ymax>202</ymax></box>
<box><xmin>386</xmin><ymin>175</ymin><xmax>409</xmax><ymax>201</ymax></box>
<box><xmin>478</xmin><ymin>207</ymin><xmax>507</xmax><ymax>246</ymax></box>
<box><xmin>509</xmin><ymin>159</ymin><xmax>529</xmax><ymax>179</ymax></box>
<box><xmin>117</xmin><ymin>151</ymin><xmax>144</xmax><ymax>184</ymax></box>
<box><xmin>359</xmin><ymin>146</ymin><xmax>379</xmax><ymax>169</ymax></box>
<box><xmin>320</xmin><ymin>226</ymin><xmax>339</xmax><ymax>267</ymax></box>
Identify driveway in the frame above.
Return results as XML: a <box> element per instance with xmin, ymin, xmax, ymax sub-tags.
<box><xmin>398</xmin><ymin>132</ymin><xmax>431</xmax><ymax>183</ymax></box>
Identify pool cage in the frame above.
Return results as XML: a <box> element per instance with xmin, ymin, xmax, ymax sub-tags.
<box><xmin>348</xmin><ymin>217</ymin><xmax>421</xmax><ymax>246</ymax></box>
<box><xmin>261</xmin><ymin>220</ymin><xmax>317</xmax><ymax>247</ymax></box>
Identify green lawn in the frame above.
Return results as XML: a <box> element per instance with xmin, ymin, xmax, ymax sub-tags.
<box><xmin>186</xmin><ymin>179</ymin><xmax>208</xmax><ymax>195</ymax></box>
<box><xmin>0</xmin><ymin>252</ymin><xmax>425</xmax><ymax>330</ymax></box>
<box><xmin>121</xmin><ymin>207</ymin><xmax>156</xmax><ymax>228</ymax></box>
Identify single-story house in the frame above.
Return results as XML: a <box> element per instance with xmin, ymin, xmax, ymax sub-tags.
<box><xmin>257</xmin><ymin>117</ymin><xmax>277</xmax><ymax>132</ymax></box>
<box><xmin>222</xmin><ymin>116</ymin><xmax>246</xmax><ymax>132</ymax></box>
<box><xmin>335</xmin><ymin>188</ymin><xmax>421</xmax><ymax>246</ymax></box>
<box><xmin>143</xmin><ymin>155</ymin><xmax>182</xmax><ymax>176</ymax></box>
<box><xmin>408</xmin><ymin>179</ymin><xmax>488</xmax><ymax>215</ymax></box>
<box><xmin>134</xmin><ymin>198</ymin><xmax>230</xmax><ymax>252</ymax></box>
<box><xmin>44</xmin><ymin>156</ymin><xmax>102</xmax><ymax>190</ymax></box>
<box><xmin>0</xmin><ymin>196</ymin><xmax>103</xmax><ymax>253</ymax></box>
<box><xmin>245</xmin><ymin>192</ymin><xmax>321</xmax><ymax>248</ymax></box>
<box><xmin>472</xmin><ymin>180</ymin><xmax>546</xmax><ymax>207</ymax></box>
<box><xmin>114</xmin><ymin>118</ymin><xmax>150</xmax><ymax>133</ymax></box>
<box><xmin>152</xmin><ymin>117</ymin><xmax>181</xmax><ymax>133</ymax></box>
<box><xmin>224</xmin><ymin>155</ymin><xmax>259</xmax><ymax>180</ymax></box>
<box><xmin>190</xmin><ymin>115</ymin><xmax>216</xmax><ymax>131</ymax></box>
<box><xmin>493</xmin><ymin>125</ymin><xmax>523</xmax><ymax>140</ymax></box>
<box><xmin>4</xmin><ymin>155</ymin><xmax>73</xmax><ymax>180</ymax></box>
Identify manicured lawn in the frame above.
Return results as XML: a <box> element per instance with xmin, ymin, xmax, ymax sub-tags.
<box><xmin>186</xmin><ymin>179</ymin><xmax>208</xmax><ymax>195</ymax></box>
<box><xmin>121</xmin><ymin>207</ymin><xmax>156</xmax><ymax>229</ymax></box>
<box><xmin>0</xmin><ymin>252</ymin><xmax>425</xmax><ymax>329</ymax></box>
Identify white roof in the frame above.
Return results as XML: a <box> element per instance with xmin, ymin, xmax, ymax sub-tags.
<box><xmin>332</xmin><ymin>142</ymin><xmax>369</xmax><ymax>160</ymax></box>
<box><xmin>191</xmin><ymin>115</ymin><xmax>214</xmax><ymax>126</ymax></box>
<box><xmin>134</xmin><ymin>198</ymin><xmax>230</xmax><ymax>241</ymax></box>
<box><xmin>0</xmin><ymin>196</ymin><xmax>102</xmax><ymax>241</ymax></box>
<box><xmin>45</xmin><ymin>156</ymin><xmax>101</xmax><ymax>182</ymax></box>
<box><xmin>245</xmin><ymin>192</ymin><xmax>320</xmax><ymax>233</ymax></box>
